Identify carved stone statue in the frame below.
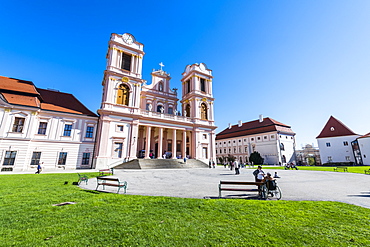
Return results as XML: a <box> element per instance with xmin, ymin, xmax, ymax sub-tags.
<box><xmin>160</xmin><ymin>106</ymin><xmax>164</xmax><ymax>113</ymax></box>
<box><xmin>148</xmin><ymin>104</ymin><xmax>152</xmax><ymax>111</ymax></box>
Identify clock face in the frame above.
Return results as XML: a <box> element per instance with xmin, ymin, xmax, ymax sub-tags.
<box><xmin>122</xmin><ymin>33</ymin><xmax>135</xmax><ymax>44</ymax></box>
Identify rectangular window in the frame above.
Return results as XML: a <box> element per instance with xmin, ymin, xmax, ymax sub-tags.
<box><xmin>113</xmin><ymin>142</ymin><xmax>123</xmax><ymax>158</ymax></box>
<box><xmin>63</xmin><ymin>124</ymin><xmax>72</xmax><ymax>136</ymax></box>
<box><xmin>202</xmin><ymin>147</ymin><xmax>208</xmax><ymax>159</ymax></box>
<box><xmin>58</xmin><ymin>152</ymin><xmax>68</xmax><ymax>165</ymax></box>
<box><xmin>30</xmin><ymin>152</ymin><xmax>41</xmax><ymax>166</ymax></box>
<box><xmin>3</xmin><ymin>151</ymin><xmax>17</xmax><ymax>166</ymax></box>
<box><xmin>200</xmin><ymin>78</ymin><xmax>206</xmax><ymax>92</ymax></box>
<box><xmin>121</xmin><ymin>53</ymin><xmax>132</xmax><ymax>71</ymax></box>
<box><xmin>245</xmin><ymin>147</ymin><xmax>248</xmax><ymax>152</ymax></box>
<box><xmin>186</xmin><ymin>80</ymin><xmax>190</xmax><ymax>94</ymax></box>
<box><xmin>85</xmin><ymin>126</ymin><xmax>94</xmax><ymax>138</ymax></box>
<box><xmin>167</xmin><ymin>143</ymin><xmax>172</xmax><ymax>152</ymax></box>
<box><xmin>345</xmin><ymin>156</ymin><xmax>350</xmax><ymax>161</ymax></box>
<box><xmin>326</xmin><ymin>143</ymin><xmax>331</xmax><ymax>147</ymax></box>
<box><xmin>116</xmin><ymin>125</ymin><xmax>124</xmax><ymax>132</ymax></box>
<box><xmin>82</xmin><ymin>153</ymin><xmax>90</xmax><ymax>165</ymax></box>
<box><xmin>37</xmin><ymin>122</ymin><xmax>47</xmax><ymax>135</ymax></box>
<box><xmin>12</xmin><ymin>117</ymin><xmax>25</xmax><ymax>132</ymax></box>
<box><xmin>343</xmin><ymin>141</ymin><xmax>348</xmax><ymax>146</ymax></box>
<box><xmin>168</xmin><ymin>107</ymin><xmax>173</xmax><ymax>114</ymax></box>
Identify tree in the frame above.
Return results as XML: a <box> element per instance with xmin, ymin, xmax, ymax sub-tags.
<box><xmin>249</xmin><ymin>151</ymin><xmax>264</xmax><ymax>165</ymax></box>
<box><xmin>227</xmin><ymin>154</ymin><xmax>236</xmax><ymax>163</ymax></box>
<box><xmin>218</xmin><ymin>156</ymin><xmax>225</xmax><ymax>164</ymax></box>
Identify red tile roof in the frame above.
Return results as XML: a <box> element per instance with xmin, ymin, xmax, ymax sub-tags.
<box><xmin>316</xmin><ymin>116</ymin><xmax>357</xmax><ymax>138</ymax></box>
<box><xmin>0</xmin><ymin>76</ymin><xmax>97</xmax><ymax>117</ymax></box>
<box><xmin>357</xmin><ymin>132</ymin><xmax>370</xmax><ymax>139</ymax></box>
<box><xmin>216</xmin><ymin>117</ymin><xmax>295</xmax><ymax>140</ymax></box>
<box><xmin>0</xmin><ymin>76</ymin><xmax>39</xmax><ymax>95</ymax></box>
<box><xmin>37</xmin><ymin>88</ymin><xmax>97</xmax><ymax>116</ymax></box>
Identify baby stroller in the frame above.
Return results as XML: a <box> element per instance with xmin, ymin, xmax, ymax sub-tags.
<box><xmin>261</xmin><ymin>180</ymin><xmax>281</xmax><ymax>200</ymax></box>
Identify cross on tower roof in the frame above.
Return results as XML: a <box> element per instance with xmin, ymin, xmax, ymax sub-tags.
<box><xmin>159</xmin><ymin>62</ymin><xmax>165</xmax><ymax>71</ymax></box>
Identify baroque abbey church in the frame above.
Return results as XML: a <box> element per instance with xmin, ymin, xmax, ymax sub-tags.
<box><xmin>0</xmin><ymin>33</ymin><xmax>217</xmax><ymax>171</ymax></box>
<box><xmin>94</xmin><ymin>33</ymin><xmax>217</xmax><ymax>169</ymax></box>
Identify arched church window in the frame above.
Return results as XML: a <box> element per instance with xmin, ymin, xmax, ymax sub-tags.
<box><xmin>117</xmin><ymin>84</ymin><xmax>130</xmax><ymax>105</ymax></box>
<box><xmin>168</xmin><ymin>107</ymin><xmax>173</xmax><ymax>114</ymax></box>
<box><xmin>157</xmin><ymin>105</ymin><xmax>164</xmax><ymax>113</ymax></box>
<box><xmin>200</xmin><ymin>103</ymin><xmax>208</xmax><ymax>120</ymax></box>
<box><xmin>200</xmin><ymin>78</ymin><xmax>206</xmax><ymax>92</ymax></box>
<box><xmin>158</xmin><ymin>82</ymin><xmax>163</xmax><ymax>92</ymax></box>
<box><xmin>185</xmin><ymin>104</ymin><xmax>190</xmax><ymax>117</ymax></box>
<box><xmin>280</xmin><ymin>143</ymin><xmax>285</xmax><ymax>151</ymax></box>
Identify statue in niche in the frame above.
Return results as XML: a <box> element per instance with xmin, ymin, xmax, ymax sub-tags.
<box><xmin>148</xmin><ymin>104</ymin><xmax>152</xmax><ymax>111</ymax></box>
<box><xmin>174</xmin><ymin>109</ymin><xmax>178</xmax><ymax>115</ymax></box>
<box><xmin>160</xmin><ymin>106</ymin><xmax>164</xmax><ymax>114</ymax></box>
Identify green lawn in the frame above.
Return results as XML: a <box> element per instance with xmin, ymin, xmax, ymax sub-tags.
<box><xmin>0</xmin><ymin>173</ymin><xmax>369</xmax><ymax>246</ymax></box>
<box><xmin>248</xmin><ymin>165</ymin><xmax>370</xmax><ymax>174</ymax></box>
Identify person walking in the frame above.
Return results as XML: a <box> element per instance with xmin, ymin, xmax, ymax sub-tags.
<box><xmin>234</xmin><ymin>160</ymin><xmax>240</xmax><ymax>175</ymax></box>
<box><xmin>35</xmin><ymin>162</ymin><xmax>43</xmax><ymax>174</ymax></box>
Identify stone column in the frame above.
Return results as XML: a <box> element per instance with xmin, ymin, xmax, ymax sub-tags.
<box><xmin>172</xmin><ymin>129</ymin><xmax>177</xmax><ymax>159</ymax></box>
<box><xmin>144</xmin><ymin>126</ymin><xmax>151</xmax><ymax>159</ymax></box>
<box><xmin>158</xmin><ymin>127</ymin><xmax>163</xmax><ymax>159</ymax></box>
<box><xmin>182</xmin><ymin>130</ymin><xmax>187</xmax><ymax>159</ymax></box>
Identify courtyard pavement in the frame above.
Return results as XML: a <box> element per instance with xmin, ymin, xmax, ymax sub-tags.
<box><xmin>78</xmin><ymin>166</ymin><xmax>370</xmax><ymax>209</ymax></box>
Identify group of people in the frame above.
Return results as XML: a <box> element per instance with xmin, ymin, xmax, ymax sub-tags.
<box><xmin>253</xmin><ymin>165</ymin><xmax>280</xmax><ymax>183</ymax></box>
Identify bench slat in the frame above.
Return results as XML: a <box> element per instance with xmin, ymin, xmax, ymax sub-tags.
<box><xmin>97</xmin><ymin>177</ymin><xmax>119</xmax><ymax>181</ymax></box>
<box><xmin>220</xmin><ymin>188</ymin><xmax>259</xmax><ymax>192</ymax></box>
<box><xmin>220</xmin><ymin>181</ymin><xmax>263</xmax><ymax>186</ymax></box>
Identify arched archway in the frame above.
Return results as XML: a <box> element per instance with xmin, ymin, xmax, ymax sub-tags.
<box><xmin>200</xmin><ymin>103</ymin><xmax>208</xmax><ymax>120</ymax></box>
<box><xmin>185</xmin><ymin>104</ymin><xmax>190</xmax><ymax>117</ymax></box>
<box><xmin>117</xmin><ymin>84</ymin><xmax>130</xmax><ymax>105</ymax></box>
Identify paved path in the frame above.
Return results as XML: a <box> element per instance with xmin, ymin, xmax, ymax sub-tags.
<box><xmin>80</xmin><ymin>167</ymin><xmax>370</xmax><ymax>209</ymax></box>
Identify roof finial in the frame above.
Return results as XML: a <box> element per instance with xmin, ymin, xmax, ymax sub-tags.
<box><xmin>159</xmin><ymin>62</ymin><xmax>165</xmax><ymax>71</ymax></box>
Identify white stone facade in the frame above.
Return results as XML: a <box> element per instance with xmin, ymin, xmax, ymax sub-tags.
<box><xmin>317</xmin><ymin>135</ymin><xmax>359</xmax><ymax>164</ymax></box>
<box><xmin>94</xmin><ymin>33</ymin><xmax>217</xmax><ymax>169</ymax></box>
<box><xmin>0</xmin><ymin>86</ymin><xmax>98</xmax><ymax>172</ymax></box>
<box><xmin>216</xmin><ymin>118</ymin><xmax>296</xmax><ymax>165</ymax></box>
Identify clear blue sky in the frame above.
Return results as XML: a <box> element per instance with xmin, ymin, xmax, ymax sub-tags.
<box><xmin>1</xmin><ymin>0</ymin><xmax>370</xmax><ymax>148</ymax></box>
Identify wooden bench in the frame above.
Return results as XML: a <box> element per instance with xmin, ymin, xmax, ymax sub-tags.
<box><xmin>77</xmin><ymin>173</ymin><xmax>88</xmax><ymax>185</ymax></box>
<box><xmin>219</xmin><ymin>181</ymin><xmax>264</xmax><ymax>198</ymax></box>
<box><xmin>334</xmin><ymin>167</ymin><xmax>348</xmax><ymax>172</ymax></box>
<box><xmin>96</xmin><ymin>176</ymin><xmax>127</xmax><ymax>194</ymax></box>
<box><xmin>365</xmin><ymin>169</ymin><xmax>370</xmax><ymax>174</ymax></box>
<box><xmin>99</xmin><ymin>168</ymin><xmax>114</xmax><ymax>176</ymax></box>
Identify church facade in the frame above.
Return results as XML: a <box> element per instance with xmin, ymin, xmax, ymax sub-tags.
<box><xmin>94</xmin><ymin>33</ymin><xmax>217</xmax><ymax>169</ymax></box>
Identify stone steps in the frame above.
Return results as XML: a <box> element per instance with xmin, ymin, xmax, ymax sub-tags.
<box><xmin>113</xmin><ymin>159</ymin><xmax>208</xmax><ymax>169</ymax></box>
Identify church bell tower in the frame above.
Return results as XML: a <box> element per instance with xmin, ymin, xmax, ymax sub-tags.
<box><xmin>180</xmin><ymin>63</ymin><xmax>214</xmax><ymax>122</ymax></box>
<box><xmin>101</xmin><ymin>33</ymin><xmax>145</xmax><ymax>111</ymax></box>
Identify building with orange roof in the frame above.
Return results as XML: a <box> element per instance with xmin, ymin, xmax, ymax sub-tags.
<box><xmin>0</xmin><ymin>76</ymin><xmax>98</xmax><ymax>172</ymax></box>
<box><xmin>316</xmin><ymin>116</ymin><xmax>360</xmax><ymax>164</ymax></box>
<box><xmin>215</xmin><ymin>115</ymin><xmax>296</xmax><ymax>165</ymax></box>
